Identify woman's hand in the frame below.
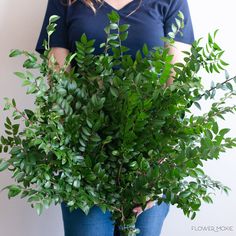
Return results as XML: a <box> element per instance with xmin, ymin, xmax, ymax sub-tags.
<box><xmin>132</xmin><ymin>199</ymin><xmax>156</xmax><ymax>217</ymax></box>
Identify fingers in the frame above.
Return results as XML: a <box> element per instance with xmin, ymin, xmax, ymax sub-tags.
<box><xmin>47</xmin><ymin>77</ymin><xmax>53</xmax><ymax>88</ymax></box>
<box><xmin>97</xmin><ymin>78</ymin><xmax>104</xmax><ymax>89</ymax></box>
<box><xmin>144</xmin><ymin>200</ymin><xmax>155</xmax><ymax>211</ymax></box>
<box><xmin>133</xmin><ymin>206</ymin><xmax>143</xmax><ymax>217</ymax></box>
<box><xmin>132</xmin><ymin>200</ymin><xmax>155</xmax><ymax>217</ymax></box>
<box><xmin>47</xmin><ymin>76</ymin><xmax>51</xmax><ymax>86</ymax></box>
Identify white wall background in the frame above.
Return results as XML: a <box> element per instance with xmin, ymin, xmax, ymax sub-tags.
<box><xmin>0</xmin><ymin>0</ymin><xmax>235</xmax><ymax>235</ymax></box>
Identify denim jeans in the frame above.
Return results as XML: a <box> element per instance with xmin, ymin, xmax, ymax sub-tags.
<box><xmin>60</xmin><ymin>196</ymin><xmax>170</xmax><ymax>236</ymax></box>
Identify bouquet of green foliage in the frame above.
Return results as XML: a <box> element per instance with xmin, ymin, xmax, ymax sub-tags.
<box><xmin>1</xmin><ymin>10</ymin><xmax>236</xmax><ymax>236</ymax></box>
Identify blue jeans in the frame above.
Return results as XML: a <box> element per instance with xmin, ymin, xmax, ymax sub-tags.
<box><xmin>60</xmin><ymin>197</ymin><xmax>170</xmax><ymax>236</ymax></box>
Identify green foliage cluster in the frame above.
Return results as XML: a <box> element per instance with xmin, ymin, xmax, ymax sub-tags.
<box><xmin>1</xmin><ymin>10</ymin><xmax>236</xmax><ymax>236</ymax></box>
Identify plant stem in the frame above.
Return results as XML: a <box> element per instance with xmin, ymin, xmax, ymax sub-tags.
<box><xmin>13</xmin><ymin>105</ymin><xmax>33</xmax><ymax>125</ymax></box>
<box><xmin>197</xmin><ymin>75</ymin><xmax>236</xmax><ymax>100</ymax></box>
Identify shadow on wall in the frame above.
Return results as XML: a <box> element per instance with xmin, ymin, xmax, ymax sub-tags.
<box><xmin>0</xmin><ymin>1</ymin><xmax>64</xmax><ymax>236</ymax></box>
<box><xmin>0</xmin><ymin>0</ymin><xmax>45</xmax><ymax>57</ymax></box>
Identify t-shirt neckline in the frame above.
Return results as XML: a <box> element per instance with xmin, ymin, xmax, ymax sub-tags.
<box><xmin>102</xmin><ymin>0</ymin><xmax>137</xmax><ymax>12</ymax></box>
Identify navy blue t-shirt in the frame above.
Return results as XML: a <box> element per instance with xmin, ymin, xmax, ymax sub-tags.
<box><xmin>35</xmin><ymin>0</ymin><xmax>194</xmax><ymax>61</ymax></box>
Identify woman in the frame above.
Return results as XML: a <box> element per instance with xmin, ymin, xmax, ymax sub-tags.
<box><xmin>35</xmin><ymin>0</ymin><xmax>195</xmax><ymax>235</ymax></box>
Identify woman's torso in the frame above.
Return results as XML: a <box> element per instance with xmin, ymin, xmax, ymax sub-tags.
<box><xmin>66</xmin><ymin>0</ymin><xmax>170</xmax><ymax>58</ymax></box>
<box><xmin>35</xmin><ymin>0</ymin><xmax>194</xmax><ymax>66</ymax></box>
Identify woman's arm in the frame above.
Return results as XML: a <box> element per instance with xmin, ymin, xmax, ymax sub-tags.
<box><xmin>132</xmin><ymin>41</ymin><xmax>193</xmax><ymax>217</ymax></box>
<box><xmin>47</xmin><ymin>47</ymin><xmax>71</xmax><ymax>86</ymax></box>
<box><xmin>48</xmin><ymin>47</ymin><xmax>71</xmax><ymax>71</ymax></box>
<box><xmin>46</xmin><ymin>47</ymin><xmax>105</xmax><ymax>89</ymax></box>
<box><xmin>164</xmin><ymin>41</ymin><xmax>192</xmax><ymax>88</ymax></box>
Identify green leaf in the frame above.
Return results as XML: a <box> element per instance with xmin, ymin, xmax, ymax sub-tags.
<box><xmin>194</xmin><ymin>102</ymin><xmax>201</xmax><ymax>110</ymax></box>
<box><xmin>86</xmin><ymin>172</ymin><xmax>97</xmax><ymax>181</ymax></box>
<box><xmin>179</xmin><ymin>190</ymin><xmax>191</xmax><ymax>198</ymax></box>
<box><xmin>46</xmin><ymin>23</ymin><xmax>56</xmax><ymax>36</ymax></box>
<box><xmin>120</xmin><ymin>32</ymin><xmax>128</xmax><ymax>41</ymax></box>
<box><xmin>226</xmin><ymin>82</ymin><xmax>233</xmax><ymax>91</ymax></box>
<box><xmin>175</xmin><ymin>18</ymin><xmax>181</xmax><ymax>28</ymax></box>
<box><xmin>108</xmin><ymin>10</ymin><xmax>120</xmax><ymax>22</ymax></box>
<box><xmin>99</xmin><ymin>204</ymin><xmax>107</xmax><ymax>214</ymax></box>
<box><xmin>109</xmin><ymin>40</ymin><xmax>120</xmax><ymax>47</ymax></box>
<box><xmin>44</xmin><ymin>181</ymin><xmax>51</xmax><ymax>188</ymax></box>
<box><xmin>194</xmin><ymin>168</ymin><xmax>205</xmax><ymax>176</ymax></box>
<box><xmin>208</xmin><ymin>33</ymin><xmax>213</xmax><ymax>44</ymax></box>
<box><xmin>9</xmin><ymin>49</ymin><xmax>23</xmax><ymax>57</ymax></box>
<box><xmin>214</xmin><ymin>29</ymin><xmax>219</xmax><ymax>38</ymax></box>
<box><xmin>202</xmin><ymin>195</ymin><xmax>213</xmax><ymax>204</ymax></box>
<box><xmin>86</xmin><ymin>119</ymin><xmax>93</xmax><ymax>128</ymax></box>
<box><xmin>178</xmin><ymin>11</ymin><xmax>184</xmax><ymax>20</ymax></box>
<box><xmin>9</xmin><ymin>146</ymin><xmax>21</xmax><ymax>155</ymax></box>
<box><xmin>85</xmin><ymin>47</ymin><xmax>95</xmax><ymax>54</ymax></box>
<box><xmin>3</xmin><ymin>146</ymin><xmax>8</xmax><ymax>153</ymax></box>
<box><xmin>35</xmin><ymin>202</ymin><xmax>43</xmax><ymax>216</ymax></box>
<box><xmin>79</xmin><ymin>138</ymin><xmax>86</xmax><ymax>147</ymax></box>
<box><xmin>87</xmin><ymin>39</ymin><xmax>96</xmax><ymax>47</ymax></box>
<box><xmin>73</xmin><ymin>179</ymin><xmax>80</xmax><ymax>188</ymax></box>
<box><xmin>8</xmin><ymin>185</ymin><xmax>22</xmax><ymax>198</ymax></box>
<box><xmin>6</xmin><ymin>117</ymin><xmax>12</xmax><ymax>125</ymax></box>
<box><xmin>12</xmin><ymin>124</ymin><xmax>20</xmax><ymax>135</ymax></box>
<box><xmin>225</xmin><ymin>70</ymin><xmax>229</xmax><ymax>79</ymax></box>
<box><xmin>12</xmin><ymin>98</ymin><xmax>16</xmax><ymax>107</ymax></box>
<box><xmin>112</xmin><ymin>150</ymin><xmax>119</xmax><ymax>156</ymax></box>
<box><xmin>205</xmin><ymin>129</ymin><xmax>213</xmax><ymax>139</ymax></box>
<box><xmin>81</xmin><ymin>33</ymin><xmax>88</xmax><ymax>44</ymax></box>
<box><xmin>168</xmin><ymin>32</ymin><xmax>175</xmax><ymax>39</ymax></box>
<box><xmin>82</xmin><ymin>127</ymin><xmax>91</xmax><ymax>136</ymax></box>
<box><xmin>110</xmin><ymin>23</ymin><xmax>118</xmax><ymax>30</ymax></box>
<box><xmin>152</xmin><ymin>166</ymin><xmax>159</xmax><ymax>178</ymax></box>
<box><xmin>49</xmin><ymin>15</ymin><xmax>60</xmax><ymax>23</ymax></box>
<box><xmin>213</xmin><ymin>42</ymin><xmax>221</xmax><ymax>51</ymax></box>
<box><xmin>171</xmin><ymin>24</ymin><xmax>177</xmax><ymax>33</ymax></box>
<box><xmin>142</xmin><ymin>44</ymin><xmax>149</xmax><ymax>56</ymax></box>
<box><xmin>212</xmin><ymin>121</ymin><xmax>219</xmax><ymax>134</ymax></box>
<box><xmin>220</xmin><ymin>60</ymin><xmax>229</xmax><ymax>66</ymax></box>
<box><xmin>213</xmin><ymin>64</ymin><xmax>220</xmax><ymax>73</ymax></box>
<box><xmin>0</xmin><ymin>161</ymin><xmax>10</xmax><ymax>171</ymax></box>
<box><xmin>118</xmin><ymin>48</ymin><xmax>129</xmax><ymax>59</ymax></box>
<box><xmin>104</xmin><ymin>26</ymin><xmax>110</xmax><ymax>34</ymax></box>
<box><xmin>119</xmin><ymin>24</ymin><xmax>129</xmax><ymax>32</ymax></box>
<box><xmin>110</xmin><ymin>86</ymin><xmax>119</xmax><ymax>97</ymax></box>
<box><xmin>14</xmin><ymin>72</ymin><xmax>26</xmax><ymax>80</ymax></box>
<box><xmin>190</xmin><ymin>211</ymin><xmax>196</xmax><ymax>220</ymax></box>
<box><xmin>219</xmin><ymin>128</ymin><xmax>230</xmax><ymax>136</ymax></box>
<box><xmin>90</xmin><ymin>134</ymin><xmax>101</xmax><ymax>142</ymax></box>
<box><xmin>67</xmin><ymin>200</ymin><xmax>75</xmax><ymax>206</ymax></box>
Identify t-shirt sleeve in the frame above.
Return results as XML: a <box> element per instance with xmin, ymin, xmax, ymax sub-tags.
<box><xmin>35</xmin><ymin>0</ymin><xmax>70</xmax><ymax>55</ymax></box>
<box><xmin>163</xmin><ymin>0</ymin><xmax>195</xmax><ymax>45</ymax></box>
